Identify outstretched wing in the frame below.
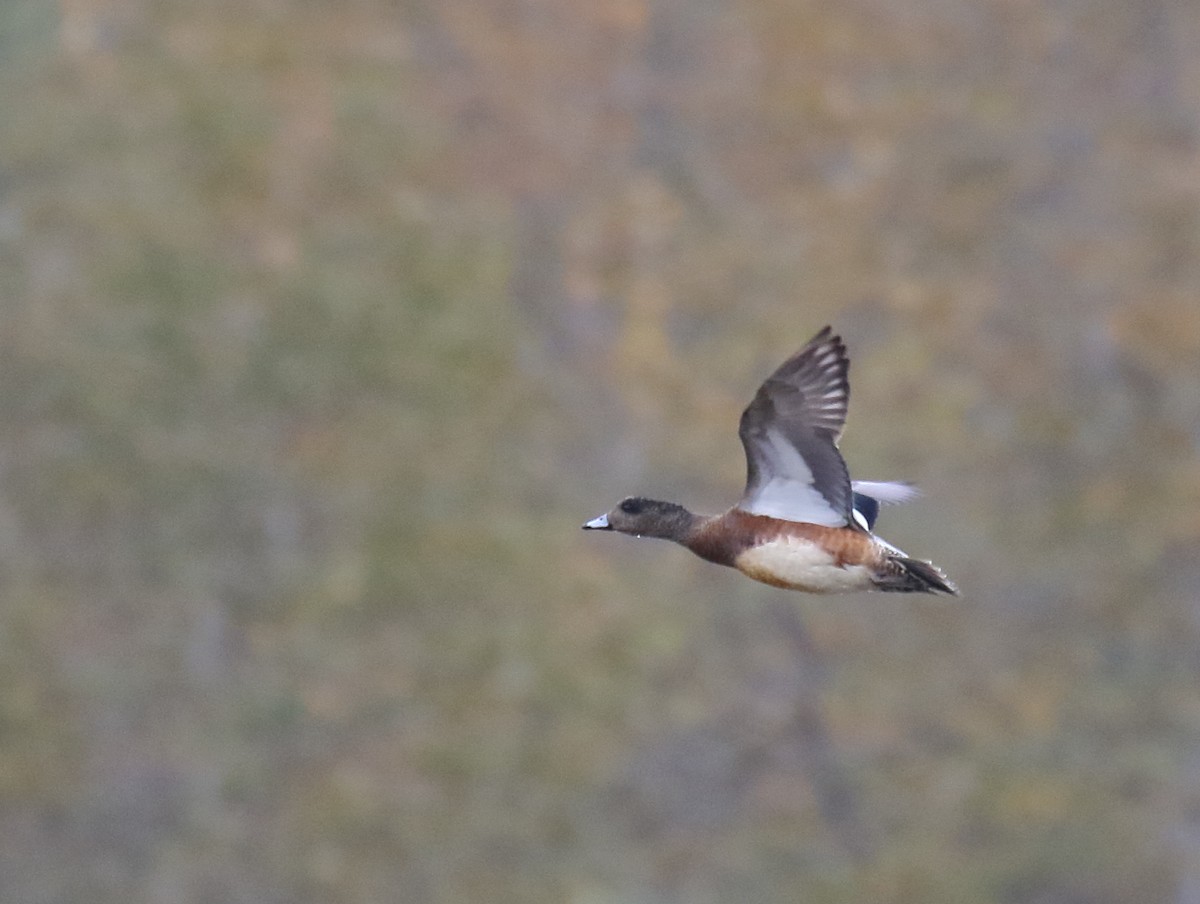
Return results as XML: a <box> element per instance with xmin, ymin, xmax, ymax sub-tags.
<box><xmin>850</xmin><ymin>480</ymin><xmax>920</xmax><ymax>530</ymax></box>
<box><xmin>737</xmin><ymin>327</ymin><xmax>854</xmax><ymax>527</ymax></box>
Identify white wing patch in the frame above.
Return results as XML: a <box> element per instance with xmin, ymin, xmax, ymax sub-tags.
<box><xmin>740</xmin><ymin>428</ymin><xmax>846</xmax><ymax>526</ymax></box>
<box><xmin>850</xmin><ymin>481</ymin><xmax>920</xmax><ymax>504</ymax></box>
<box><xmin>743</xmin><ymin>478</ymin><xmax>846</xmax><ymax>525</ymax></box>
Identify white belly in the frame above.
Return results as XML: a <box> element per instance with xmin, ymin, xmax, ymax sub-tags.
<box><xmin>735</xmin><ymin>536</ymin><xmax>873</xmax><ymax>593</ymax></box>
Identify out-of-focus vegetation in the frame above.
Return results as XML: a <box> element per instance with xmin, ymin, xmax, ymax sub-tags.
<box><xmin>2</xmin><ymin>1</ymin><xmax>1200</xmax><ymax>902</ymax></box>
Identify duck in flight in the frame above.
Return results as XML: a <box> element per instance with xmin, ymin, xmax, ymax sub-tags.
<box><xmin>583</xmin><ymin>327</ymin><xmax>958</xmax><ymax>594</ymax></box>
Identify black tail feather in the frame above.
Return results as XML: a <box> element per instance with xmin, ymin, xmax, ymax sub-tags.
<box><xmin>875</xmin><ymin>556</ymin><xmax>959</xmax><ymax>595</ymax></box>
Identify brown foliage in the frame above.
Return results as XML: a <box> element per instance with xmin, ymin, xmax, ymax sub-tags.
<box><xmin>2</xmin><ymin>0</ymin><xmax>1199</xmax><ymax>902</ymax></box>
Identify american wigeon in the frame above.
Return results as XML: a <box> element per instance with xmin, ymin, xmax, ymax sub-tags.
<box><xmin>583</xmin><ymin>327</ymin><xmax>958</xmax><ymax>594</ymax></box>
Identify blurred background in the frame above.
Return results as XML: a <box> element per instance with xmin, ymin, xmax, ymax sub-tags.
<box><xmin>3</xmin><ymin>1</ymin><xmax>1200</xmax><ymax>902</ymax></box>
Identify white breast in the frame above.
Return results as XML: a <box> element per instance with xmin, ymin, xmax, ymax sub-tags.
<box><xmin>735</xmin><ymin>536</ymin><xmax>873</xmax><ymax>593</ymax></box>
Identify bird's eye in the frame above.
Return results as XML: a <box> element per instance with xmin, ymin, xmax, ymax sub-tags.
<box><xmin>619</xmin><ymin>498</ymin><xmax>643</xmax><ymax>514</ymax></box>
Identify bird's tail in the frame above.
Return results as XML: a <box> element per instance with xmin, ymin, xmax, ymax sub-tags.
<box><xmin>875</xmin><ymin>556</ymin><xmax>959</xmax><ymax>595</ymax></box>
